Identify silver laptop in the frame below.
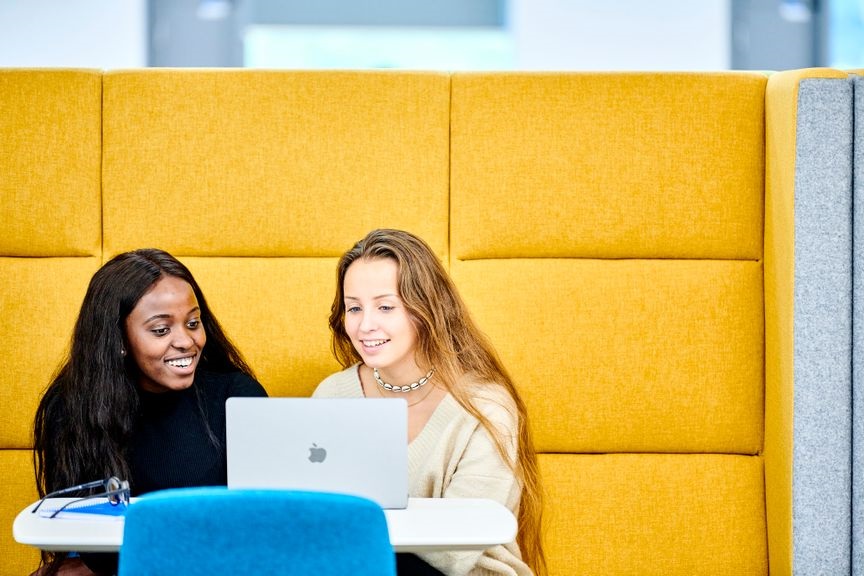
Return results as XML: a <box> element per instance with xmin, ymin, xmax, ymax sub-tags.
<box><xmin>225</xmin><ymin>397</ymin><xmax>409</xmax><ymax>509</ymax></box>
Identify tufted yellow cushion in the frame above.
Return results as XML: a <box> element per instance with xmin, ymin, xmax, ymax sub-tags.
<box><xmin>452</xmin><ymin>258</ymin><xmax>764</xmax><ymax>454</ymax></box>
<box><xmin>179</xmin><ymin>257</ymin><xmax>343</xmax><ymax>397</ymax></box>
<box><xmin>102</xmin><ymin>70</ymin><xmax>450</xmax><ymax>260</ymax></box>
<box><xmin>540</xmin><ymin>453</ymin><xmax>767</xmax><ymax>575</ymax></box>
<box><xmin>0</xmin><ymin>69</ymin><xmax>102</xmax><ymax>257</ymax></box>
<box><xmin>0</xmin><ymin>450</ymin><xmax>41</xmax><ymax>576</ymax></box>
<box><xmin>0</xmin><ymin>258</ymin><xmax>100</xmax><ymax>448</ymax></box>
<box><xmin>450</xmin><ymin>72</ymin><xmax>766</xmax><ymax>260</ymax></box>
<box><xmin>449</xmin><ymin>72</ymin><xmax>769</xmax><ymax>576</ymax></box>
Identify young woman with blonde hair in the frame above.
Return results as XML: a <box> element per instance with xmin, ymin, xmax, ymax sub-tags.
<box><xmin>314</xmin><ymin>229</ymin><xmax>545</xmax><ymax>576</ymax></box>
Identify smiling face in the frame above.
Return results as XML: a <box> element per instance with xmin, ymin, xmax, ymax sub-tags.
<box><xmin>124</xmin><ymin>275</ymin><xmax>206</xmax><ymax>393</ymax></box>
<box><xmin>343</xmin><ymin>257</ymin><xmax>422</xmax><ymax>383</ymax></box>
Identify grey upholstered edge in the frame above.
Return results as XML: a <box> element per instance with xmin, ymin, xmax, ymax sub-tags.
<box><xmin>793</xmin><ymin>77</ymin><xmax>854</xmax><ymax>576</ymax></box>
<box><xmin>852</xmin><ymin>72</ymin><xmax>864</xmax><ymax>576</ymax></box>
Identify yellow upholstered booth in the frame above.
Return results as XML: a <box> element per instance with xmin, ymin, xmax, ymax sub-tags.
<box><xmin>0</xmin><ymin>69</ymin><xmax>103</xmax><ymax>573</ymax></box>
<box><xmin>101</xmin><ymin>70</ymin><xmax>451</xmax><ymax>397</ymax></box>
<box><xmin>450</xmin><ymin>72</ymin><xmax>767</xmax><ymax>575</ymax></box>
<box><xmin>1</xmin><ymin>68</ymin><xmax>857</xmax><ymax>575</ymax></box>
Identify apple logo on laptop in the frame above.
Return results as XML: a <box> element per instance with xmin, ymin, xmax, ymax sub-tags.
<box><xmin>308</xmin><ymin>443</ymin><xmax>327</xmax><ymax>463</ymax></box>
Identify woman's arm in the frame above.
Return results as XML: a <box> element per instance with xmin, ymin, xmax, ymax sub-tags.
<box><xmin>418</xmin><ymin>394</ymin><xmax>532</xmax><ymax>576</ymax></box>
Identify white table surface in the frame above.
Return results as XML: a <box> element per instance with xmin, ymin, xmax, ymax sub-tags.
<box><xmin>13</xmin><ymin>496</ymin><xmax>516</xmax><ymax>553</ymax></box>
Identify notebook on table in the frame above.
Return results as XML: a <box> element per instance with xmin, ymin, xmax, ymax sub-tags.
<box><xmin>225</xmin><ymin>397</ymin><xmax>409</xmax><ymax>509</ymax></box>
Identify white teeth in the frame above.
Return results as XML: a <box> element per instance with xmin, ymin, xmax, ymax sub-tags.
<box><xmin>166</xmin><ymin>357</ymin><xmax>193</xmax><ymax>368</ymax></box>
<box><xmin>363</xmin><ymin>340</ymin><xmax>388</xmax><ymax>347</ymax></box>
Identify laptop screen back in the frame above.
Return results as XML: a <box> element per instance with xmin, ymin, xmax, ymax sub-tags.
<box><xmin>226</xmin><ymin>397</ymin><xmax>408</xmax><ymax>509</ymax></box>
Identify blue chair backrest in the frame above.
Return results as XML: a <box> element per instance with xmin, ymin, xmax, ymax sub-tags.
<box><xmin>118</xmin><ymin>487</ymin><xmax>396</xmax><ymax>576</ymax></box>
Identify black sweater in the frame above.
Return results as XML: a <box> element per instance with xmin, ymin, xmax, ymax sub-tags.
<box><xmin>128</xmin><ymin>370</ymin><xmax>267</xmax><ymax>495</ymax></box>
<box><xmin>80</xmin><ymin>370</ymin><xmax>267</xmax><ymax>574</ymax></box>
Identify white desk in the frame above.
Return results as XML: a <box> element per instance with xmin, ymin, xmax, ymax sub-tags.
<box><xmin>14</xmin><ymin>497</ymin><xmax>516</xmax><ymax>553</ymax></box>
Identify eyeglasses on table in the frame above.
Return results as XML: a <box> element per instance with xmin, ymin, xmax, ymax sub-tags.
<box><xmin>31</xmin><ymin>476</ymin><xmax>130</xmax><ymax>519</ymax></box>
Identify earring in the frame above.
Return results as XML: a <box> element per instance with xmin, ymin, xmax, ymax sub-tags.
<box><xmin>120</xmin><ymin>348</ymin><xmax>126</xmax><ymax>357</ymax></box>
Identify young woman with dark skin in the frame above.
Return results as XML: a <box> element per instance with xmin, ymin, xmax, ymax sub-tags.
<box><xmin>32</xmin><ymin>249</ymin><xmax>267</xmax><ymax>576</ymax></box>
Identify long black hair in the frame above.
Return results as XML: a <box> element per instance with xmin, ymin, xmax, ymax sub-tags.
<box><xmin>33</xmin><ymin>248</ymin><xmax>254</xmax><ymax>496</ymax></box>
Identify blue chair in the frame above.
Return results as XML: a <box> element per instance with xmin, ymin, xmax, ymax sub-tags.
<box><xmin>118</xmin><ymin>487</ymin><xmax>396</xmax><ymax>576</ymax></box>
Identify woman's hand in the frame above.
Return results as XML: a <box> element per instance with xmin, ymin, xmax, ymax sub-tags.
<box><xmin>30</xmin><ymin>558</ymin><xmax>98</xmax><ymax>576</ymax></box>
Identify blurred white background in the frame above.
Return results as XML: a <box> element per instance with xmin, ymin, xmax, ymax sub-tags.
<box><xmin>0</xmin><ymin>0</ymin><xmax>859</xmax><ymax>71</ymax></box>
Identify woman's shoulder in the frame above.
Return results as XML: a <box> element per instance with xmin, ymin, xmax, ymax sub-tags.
<box><xmin>313</xmin><ymin>364</ymin><xmax>361</xmax><ymax>398</ymax></box>
<box><xmin>197</xmin><ymin>370</ymin><xmax>268</xmax><ymax>398</ymax></box>
<box><xmin>35</xmin><ymin>378</ymin><xmax>69</xmax><ymax>428</ymax></box>
<box><xmin>36</xmin><ymin>375</ymin><xmax>78</xmax><ymax>417</ymax></box>
<box><xmin>459</xmin><ymin>374</ymin><xmax>520</xmax><ymax>426</ymax></box>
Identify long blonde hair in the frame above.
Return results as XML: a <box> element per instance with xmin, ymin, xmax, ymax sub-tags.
<box><xmin>329</xmin><ymin>229</ymin><xmax>546</xmax><ymax>575</ymax></box>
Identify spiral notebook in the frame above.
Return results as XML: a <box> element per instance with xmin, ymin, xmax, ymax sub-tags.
<box><xmin>225</xmin><ymin>397</ymin><xmax>409</xmax><ymax>509</ymax></box>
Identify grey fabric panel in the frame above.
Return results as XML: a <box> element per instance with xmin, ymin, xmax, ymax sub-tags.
<box><xmin>794</xmin><ymin>77</ymin><xmax>854</xmax><ymax>575</ymax></box>
<box><xmin>853</xmin><ymin>73</ymin><xmax>864</xmax><ymax>576</ymax></box>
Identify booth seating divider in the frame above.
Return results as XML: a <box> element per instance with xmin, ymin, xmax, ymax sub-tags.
<box><xmin>0</xmin><ymin>67</ymin><xmax>860</xmax><ymax>575</ymax></box>
<box><xmin>851</xmin><ymin>70</ymin><xmax>863</xmax><ymax>576</ymax></box>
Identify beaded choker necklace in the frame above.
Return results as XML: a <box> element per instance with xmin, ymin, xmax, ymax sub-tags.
<box><xmin>372</xmin><ymin>376</ymin><xmax>437</xmax><ymax>407</ymax></box>
<box><xmin>372</xmin><ymin>367</ymin><xmax>435</xmax><ymax>393</ymax></box>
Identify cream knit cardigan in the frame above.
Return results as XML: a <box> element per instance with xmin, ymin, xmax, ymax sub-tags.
<box><xmin>313</xmin><ymin>364</ymin><xmax>532</xmax><ymax>576</ymax></box>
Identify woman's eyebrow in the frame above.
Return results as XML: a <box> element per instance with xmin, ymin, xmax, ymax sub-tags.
<box><xmin>142</xmin><ymin>306</ymin><xmax>200</xmax><ymax>324</ymax></box>
<box><xmin>344</xmin><ymin>294</ymin><xmax>398</xmax><ymax>300</ymax></box>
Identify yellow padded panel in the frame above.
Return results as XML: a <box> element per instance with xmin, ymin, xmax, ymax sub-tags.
<box><xmin>763</xmin><ymin>67</ymin><xmax>847</xmax><ymax>576</ymax></box>
<box><xmin>102</xmin><ymin>70</ymin><xmax>450</xmax><ymax>258</ymax></box>
<box><xmin>450</xmin><ymin>72</ymin><xmax>766</xmax><ymax>260</ymax></box>
<box><xmin>539</xmin><ymin>453</ymin><xmax>767</xmax><ymax>576</ymax></box>
<box><xmin>0</xmin><ymin>69</ymin><xmax>102</xmax><ymax>257</ymax></box>
<box><xmin>451</xmin><ymin>259</ymin><xmax>763</xmax><ymax>454</ymax></box>
<box><xmin>181</xmin><ymin>257</ymin><xmax>342</xmax><ymax>397</ymax></box>
<box><xmin>0</xmin><ymin>258</ymin><xmax>100</xmax><ymax>447</ymax></box>
<box><xmin>0</xmin><ymin>450</ymin><xmax>41</xmax><ymax>576</ymax></box>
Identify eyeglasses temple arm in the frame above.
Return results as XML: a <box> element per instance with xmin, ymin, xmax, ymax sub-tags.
<box><xmin>47</xmin><ymin>487</ymin><xmax>130</xmax><ymax>519</ymax></box>
<box><xmin>31</xmin><ymin>479</ymin><xmax>111</xmax><ymax>513</ymax></box>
